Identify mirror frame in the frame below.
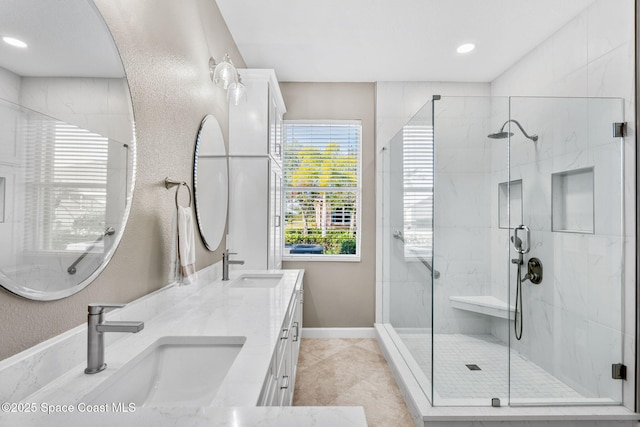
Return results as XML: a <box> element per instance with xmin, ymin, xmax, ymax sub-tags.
<box><xmin>193</xmin><ymin>114</ymin><xmax>228</xmax><ymax>251</ymax></box>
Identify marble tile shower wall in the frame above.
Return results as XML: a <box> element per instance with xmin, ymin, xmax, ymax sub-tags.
<box><xmin>488</xmin><ymin>97</ymin><xmax>625</xmax><ymax>401</ymax></box>
<box><xmin>432</xmin><ymin>96</ymin><xmax>494</xmax><ymax>335</ymax></box>
<box><xmin>489</xmin><ymin>0</ymin><xmax>634</xmax><ymax>404</ymax></box>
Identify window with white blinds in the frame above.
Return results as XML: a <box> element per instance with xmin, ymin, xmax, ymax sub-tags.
<box><xmin>283</xmin><ymin>120</ymin><xmax>361</xmax><ymax>258</ymax></box>
<box><xmin>24</xmin><ymin>119</ymin><xmax>109</xmax><ymax>252</ymax></box>
<box><xmin>403</xmin><ymin>124</ymin><xmax>433</xmax><ymax>258</ymax></box>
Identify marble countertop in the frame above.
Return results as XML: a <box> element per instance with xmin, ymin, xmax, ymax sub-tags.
<box><xmin>0</xmin><ymin>265</ymin><xmax>368</xmax><ymax>426</ymax></box>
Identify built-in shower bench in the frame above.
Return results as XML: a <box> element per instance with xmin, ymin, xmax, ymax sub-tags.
<box><xmin>449</xmin><ymin>295</ymin><xmax>514</xmax><ymax>320</ymax></box>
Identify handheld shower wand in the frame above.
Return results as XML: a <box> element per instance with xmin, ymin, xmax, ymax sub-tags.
<box><xmin>511</xmin><ymin>225</ymin><xmax>543</xmax><ymax>341</ymax></box>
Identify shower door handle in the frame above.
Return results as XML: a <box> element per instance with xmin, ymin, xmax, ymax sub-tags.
<box><xmin>513</xmin><ymin>225</ymin><xmax>530</xmax><ymax>254</ymax></box>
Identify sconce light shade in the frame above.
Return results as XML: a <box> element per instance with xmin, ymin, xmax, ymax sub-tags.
<box><xmin>227</xmin><ymin>78</ymin><xmax>247</xmax><ymax>106</ymax></box>
<box><xmin>212</xmin><ymin>53</ymin><xmax>238</xmax><ymax>90</ymax></box>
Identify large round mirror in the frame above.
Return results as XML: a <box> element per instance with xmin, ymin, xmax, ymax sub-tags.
<box><xmin>193</xmin><ymin>115</ymin><xmax>227</xmax><ymax>251</ymax></box>
<box><xmin>0</xmin><ymin>0</ymin><xmax>135</xmax><ymax>300</ymax></box>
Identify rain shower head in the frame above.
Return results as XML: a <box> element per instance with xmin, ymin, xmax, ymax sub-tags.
<box><xmin>488</xmin><ymin>131</ymin><xmax>514</xmax><ymax>139</ymax></box>
<box><xmin>488</xmin><ymin>120</ymin><xmax>538</xmax><ymax>142</ymax></box>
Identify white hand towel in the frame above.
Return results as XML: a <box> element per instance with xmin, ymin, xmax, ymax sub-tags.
<box><xmin>177</xmin><ymin>205</ymin><xmax>197</xmax><ymax>284</ymax></box>
<box><xmin>169</xmin><ymin>206</ymin><xmax>198</xmax><ymax>285</ymax></box>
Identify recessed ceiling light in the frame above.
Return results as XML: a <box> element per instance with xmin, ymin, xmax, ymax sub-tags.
<box><xmin>3</xmin><ymin>36</ymin><xmax>28</xmax><ymax>49</ymax></box>
<box><xmin>456</xmin><ymin>43</ymin><xmax>475</xmax><ymax>54</ymax></box>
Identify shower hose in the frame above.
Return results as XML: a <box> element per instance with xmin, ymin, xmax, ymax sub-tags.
<box><xmin>514</xmin><ymin>262</ymin><xmax>523</xmax><ymax>341</ymax></box>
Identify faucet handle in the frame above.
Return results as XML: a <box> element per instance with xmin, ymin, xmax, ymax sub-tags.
<box><xmin>88</xmin><ymin>303</ymin><xmax>126</xmax><ymax>315</ymax></box>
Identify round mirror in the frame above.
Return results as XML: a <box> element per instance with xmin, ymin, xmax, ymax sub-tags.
<box><xmin>0</xmin><ymin>0</ymin><xmax>135</xmax><ymax>300</ymax></box>
<box><xmin>193</xmin><ymin>115</ymin><xmax>228</xmax><ymax>251</ymax></box>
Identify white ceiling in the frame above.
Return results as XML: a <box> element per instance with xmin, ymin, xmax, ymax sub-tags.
<box><xmin>0</xmin><ymin>0</ymin><xmax>124</xmax><ymax>78</ymax></box>
<box><xmin>216</xmin><ymin>0</ymin><xmax>595</xmax><ymax>82</ymax></box>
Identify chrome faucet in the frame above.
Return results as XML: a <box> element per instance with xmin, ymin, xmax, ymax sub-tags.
<box><xmin>85</xmin><ymin>303</ymin><xmax>144</xmax><ymax>374</ymax></box>
<box><xmin>222</xmin><ymin>250</ymin><xmax>244</xmax><ymax>281</ymax></box>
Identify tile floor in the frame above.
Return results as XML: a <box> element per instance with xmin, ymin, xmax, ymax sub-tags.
<box><xmin>401</xmin><ymin>333</ymin><xmax>585</xmax><ymax>401</ymax></box>
<box><xmin>293</xmin><ymin>338</ymin><xmax>415</xmax><ymax>427</ymax></box>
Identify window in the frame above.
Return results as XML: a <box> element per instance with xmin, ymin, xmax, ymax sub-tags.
<box><xmin>402</xmin><ymin>124</ymin><xmax>433</xmax><ymax>258</ymax></box>
<box><xmin>24</xmin><ymin>118</ymin><xmax>109</xmax><ymax>252</ymax></box>
<box><xmin>283</xmin><ymin>120</ymin><xmax>361</xmax><ymax>260</ymax></box>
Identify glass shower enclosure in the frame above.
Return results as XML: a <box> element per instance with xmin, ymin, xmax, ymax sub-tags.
<box><xmin>380</xmin><ymin>95</ymin><xmax>625</xmax><ymax>407</ymax></box>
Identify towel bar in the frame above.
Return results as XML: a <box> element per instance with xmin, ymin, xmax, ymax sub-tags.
<box><xmin>165</xmin><ymin>177</ymin><xmax>192</xmax><ymax>208</ymax></box>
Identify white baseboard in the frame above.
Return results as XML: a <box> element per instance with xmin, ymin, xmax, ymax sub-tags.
<box><xmin>301</xmin><ymin>327</ymin><xmax>376</xmax><ymax>339</ymax></box>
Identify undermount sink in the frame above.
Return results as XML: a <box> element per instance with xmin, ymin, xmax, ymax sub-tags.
<box><xmin>84</xmin><ymin>336</ymin><xmax>245</xmax><ymax>407</ymax></box>
<box><xmin>229</xmin><ymin>273</ymin><xmax>283</xmax><ymax>288</ymax></box>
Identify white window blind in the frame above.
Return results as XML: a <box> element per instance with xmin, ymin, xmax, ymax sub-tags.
<box><xmin>24</xmin><ymin>118</ymin><xmax>109</xmax><ymax>252</ymax></box>
<box><xmin>403</xmin><ymin>124</ymin><xmax>433</xmax><ymax>258</ymax></box>
<box><xmin>283</xmin><ymin>121</ymin><xmax>361</xmax><ymax>257</ymax></box>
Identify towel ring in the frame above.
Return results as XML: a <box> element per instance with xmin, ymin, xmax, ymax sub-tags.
<box><xmin>164</xmin><ymin>177</ymin><xmax>192</xmax><ymax>208</ymax></box>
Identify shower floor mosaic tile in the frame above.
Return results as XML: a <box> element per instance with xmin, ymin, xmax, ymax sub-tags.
<box><xmin>400</xmin><ymin>333</ymin><xmax>585</xmax><ymax>401</ymax></box>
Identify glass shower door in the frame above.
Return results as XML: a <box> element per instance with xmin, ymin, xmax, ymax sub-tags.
<box><xmin>431</xmin><ymin>96</ymin><xmax>511</xmax><ymax>406</ymax></box>
<box><xmin>507</xmin><ymin>96</ymin><xmax>624</xmax><ymax>405</ymax></box>
<box><xmin>381</xmin><ymin>100</ymin><xmax>434</xmax><ymax>403</ymax></box>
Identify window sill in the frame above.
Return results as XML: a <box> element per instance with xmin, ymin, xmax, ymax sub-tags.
<box><xmin>283</xmin><ymin>255</ymin><xmax>361</xmax><ymax>263</ymax></box>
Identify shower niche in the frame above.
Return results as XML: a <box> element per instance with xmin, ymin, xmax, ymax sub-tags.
<box><xmin>551</xmin><ymin>167</ymin><xmax>594</xmax><ymax>234</ymax></box>
<box><xmin>498</xmin><ymin>179</ymin><xmax>522</xmax><ymax>229</ymax></box>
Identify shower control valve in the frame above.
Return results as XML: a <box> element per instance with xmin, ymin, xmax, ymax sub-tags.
<box><xmin>526</xmin><ymin>258</ymin><xmax>543</xmax><ymax>285</ymax></box>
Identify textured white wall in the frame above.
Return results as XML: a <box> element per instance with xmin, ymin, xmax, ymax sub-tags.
<box><xmin>0</xmin><ymin>0</ymin><xmax>245</xmax><ymax>360</ymax></box>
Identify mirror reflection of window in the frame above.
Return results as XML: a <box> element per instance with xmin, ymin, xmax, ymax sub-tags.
<box><xmin>24</xmin><ymin>119</ymin><xmax>109</xmax><ymax>253</ymax></box>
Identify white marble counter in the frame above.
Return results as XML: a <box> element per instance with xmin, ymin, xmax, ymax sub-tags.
<box><xmin>0</xmin><ymin>265</ymin><xmax>368</xmax><ymax>426</ymax></box>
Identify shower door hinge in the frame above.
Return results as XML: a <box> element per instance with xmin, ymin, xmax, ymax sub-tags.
<box><xmin>612</xmin><ymin>363</ymin><xmax>627</xmax><ymax>380</ymax></box>
<box><xmin>613</xmin><ymin>122</ymin><xmax>626</xmax><ymax>138</ymax></box>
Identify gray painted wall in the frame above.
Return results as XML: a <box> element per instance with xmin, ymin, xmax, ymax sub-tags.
<box><xmin>0</xmin><ymin>0</ymin><xmax>245</xmax><ymax>360</ymax></box>
<box><xmin>281</xmin><ymin>82</ymin><xmax>376</xmax><ymax>328</ymax></box>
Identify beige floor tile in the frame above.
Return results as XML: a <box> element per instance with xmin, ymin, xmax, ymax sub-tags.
<box><xmin>299</xmin><ymin>338</ymin><xmax>354</xmax><ymax>361</ymax></box>
<box><xmin>352</xmin><ymin>338</ymin><xmax>383</xmax><ymax>354</ymax></box>
<box><xmin>293</xmin><ymin>338</ymin><xmax>414</xmax><ymax>426</ymax></box>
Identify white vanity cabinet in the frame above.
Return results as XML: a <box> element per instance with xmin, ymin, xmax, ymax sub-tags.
<box><xmin>228</xmin><ymin>69</ymin><xmax>286</xmax><ymax>270</ymax></box>
<box><xmin>259</xmin><ymin>280</ymin><xmax>304</xmax><ymax>406</ymax></box>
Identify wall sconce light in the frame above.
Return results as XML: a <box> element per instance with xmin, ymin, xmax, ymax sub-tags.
<box><xmin>209</xmin><ymin>54</ymin><xmax>246</xmax><ymax>105</ymax></box>
<box><xmin>227</xmin><ymin>75</ymin><xmax>247</xmax><ymax>106</ymax></box>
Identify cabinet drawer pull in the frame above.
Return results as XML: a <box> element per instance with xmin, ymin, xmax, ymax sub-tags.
<box><xmin>280</xmin><ymin>375</ymin><xmax>289</xmax><ymax>390</ymax></box>
<box><xmin>292</xmin><ymin>321</ymin><xmax>299</xmax><ymax>342</ymax></box>
<box><xmin>280</xmin><ymin>328</ymin><xmax>289</xmax><ymax>340</ymax></box>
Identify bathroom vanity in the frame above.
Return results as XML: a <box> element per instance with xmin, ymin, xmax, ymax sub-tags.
<box><xmin>0</xmin><ymin>267</ymin><xmax>367</xmax><ymax>426</ymax></box>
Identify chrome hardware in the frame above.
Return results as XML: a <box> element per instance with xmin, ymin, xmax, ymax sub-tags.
<box><xmin>222</xmin><ymin>250</ymin><xmax>245</xmax><ymax>281</ymax></box>
<box><xmin>85</xmin><ymin>303</ymin><xmax>144</xmax><ymax>374</ymax></box>
<box><xmin>280</xmin><ymin>328</ymin><xmax>289</xmax><ymax>340</ymax></box>
<box><xmin>280</xmin><ymin>375</ymin><xmax>289</xmax><ymax>390</ymax></box>
<box><xmin>513</xmin><ymin>224</ymin><xmax>530</xmax><ymax>254</ymax></box>
<box><xmin>292</xmin><ymin>321</ymin><xmax>299</xmax><ymax>342</ymax></box>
